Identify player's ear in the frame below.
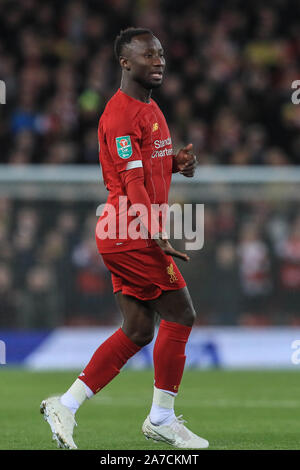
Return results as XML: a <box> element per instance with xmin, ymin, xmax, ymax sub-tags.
<box><xmin>120</xmin><ymin>56</ymin><xmax>131</xmax><ymax>72</ymax></box>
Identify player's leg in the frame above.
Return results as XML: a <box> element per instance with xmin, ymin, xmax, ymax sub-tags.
<box><xmin>76</xmin><ymin>292</ymin><xmax>156</xmax><ymax>396</ymax></box>
<box><xmin>146</xmin><ymin>286</ymin><xmax>194</xmax><ymax>423</ymax></box>
<box><xmin>149</xmin><ymin>285</ymin><xmax>195</xmax><ymax>398</ymax></box>
<box><xmin>142</xmin><ymin>286</ymin><xmax>209</xmax><ymax>448</ymax></box>
<box><xmin>116</xmin><ymin>291</ymin><xmax>157</xmax><ymax>346</ymax></box>
<box><xmin>151</xmin><ymin>285</ymin><xmax>196</xmax><ymax>326</ymax></box>
<box><xmin>41</xmin><ymin>292</ymin><xmax>156</xmax><ymax>449</ymax></box>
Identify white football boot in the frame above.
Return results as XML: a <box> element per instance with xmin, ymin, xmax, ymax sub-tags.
<box><xmin>142</xmin><ymin>415</ymin><xmax>209</xmax><ymax>449</ymax></box>
<box><xmin>40</xmin><ymin>396</ymin><xmax>77</xmax><ymax>449</ymax></box>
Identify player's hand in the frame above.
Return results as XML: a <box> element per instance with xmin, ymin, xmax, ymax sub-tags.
<box><xmin>153</xmin><ymin>232</ymin><xmax>190</xmax><ymax>262</ymax></box>
<box><xmin>175</xmin><ymin>143</ymin><xmax>197</xmax><ymax>178</ymax></box>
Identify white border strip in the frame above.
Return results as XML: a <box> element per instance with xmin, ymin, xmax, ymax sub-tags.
<box><xmin>126</xmin><ymin>160</ymin><xmax>143</xmax><ymax>171</ymax></box>
<box><xmin>2</xmin><ymin>165</ymin><xmax>300</xmax><ymax>183</ymax></box>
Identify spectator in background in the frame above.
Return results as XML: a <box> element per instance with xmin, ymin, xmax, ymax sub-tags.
<box><xmin>266</xmin><ymin>208</ymin><xmax>289</xmax><ymax>247</ymax></box>
<box><xmin>15</xmin><ymin>207</ymin><xmax>39</xmax><ymax>236</ymax></box>
<box><xmin>211</xmin><ymin>109</ymin><xmax>242</xmax><ymax>165</ymax></box>
<box><xmin>276</xmin><ymin>216</ymin><xmax>300</xmax><ymax>324</ymax></box>
<box><xmin>16</xmin><ymin>264</ymin><xmax>62</xmax><ymax>328</ymax></box>
<box><xmin>0</xmin><ymin>199</ymin><xmax>12</xmax><ymax>228</ymax></box>
<box><xmin>55</xmin><ymin>210</ymin><xmax>79</xmax><ymax>318</ymax></box>
<box><xmin>237</xmin><ymin>222</ymin><xmax>273</xmax><ymax>325</ymax></box>
<box><xmin>56</xmin><ymin>210</ymin><xmax>79</xmax><ymax>252</ymax></box>
<box><xmin>37</xmin><ymin>230</ymin><xmax>72</xmax><ymax>305</ymax></box>
<box><xmin>0</xmin><ymin>198</ymin><xmax>13</xmax><ymax>262</ymax></box>
<box><xmin>0</xmin><ymin>263</ymin><xmax>17</xmax><ymax>327</ymax></box>
<box><xmin>12</xmin><ymin>206</ymin><xmax>39</xmax><ymax>288</ymax></box>
<box><xmin>8</xmin><ymin>149</ymin><xmax>32</xmax><ymax>165</ymax></box>
<box><xmin>244</xmin><ymin>124</ymin><xmax>267</xmax><ymax>165</ymax></box>
<box><xmin>263</xmin><ymin>147</ymin><xmax>291</xmax><ymax>166</ymax></box>
<box><xmin>82</xmin><ymin>129</ymin><xmax>99</xmax><ymax>164</ymax></box>
<box><xmin>44</xmin><ymin>141</ymin><xmax>78</xmax><ymax>164</ymax></box>
<box><xmin>13</xmin><ymin>231</ymin><xmax>36</xmax><ymax>288</ymax></box>
<box><xmin>0</xmin><ymin>223</ymin><xmax>13</xmax><ymax>263</ymax></box>
<box><xmin>215</xmin><ymin>202</ymin><xmax>237</xmax><ymax>240</ymax></box>
<box><xmin>71</xmin><ymin>235</ymin><xmax>112</xmax><ymax>323</ymax></box>
<box><xmin>210</xmin><ymin>241</ymin><xmax>241</xmax><ymax>325</ymax></box>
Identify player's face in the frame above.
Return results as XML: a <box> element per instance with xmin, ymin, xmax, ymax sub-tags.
<box><xmin>124</xmin><ymin>34</ymin><xmax>166</xmax><ymax>89</ymax></box>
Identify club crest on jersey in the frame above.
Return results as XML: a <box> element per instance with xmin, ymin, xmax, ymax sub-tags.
<box><xmin>116</xmin><ymin>136</ymin><xmax>132</xmax><ymax>159</ymax></box>
<box><xmin>167</xmin><ymin>263</ymin><xmax>178</xmax><ymax>283</ymax></box>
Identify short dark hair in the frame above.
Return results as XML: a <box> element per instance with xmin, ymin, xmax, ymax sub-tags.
<box><xmin>114</xmin><ymin>27</ymin><xmax>154</xmax><ymax>61</ymax></box>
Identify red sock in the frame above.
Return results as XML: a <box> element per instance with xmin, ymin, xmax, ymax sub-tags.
<box><xmin>153</xmin><ymin>319</ymin><xmax>192</xmax><ymax>394</ymax></box>
<box><xmin>79</xmin><ymin>328</ymin><xmax>141</xmax><ymax>394</ymax></box>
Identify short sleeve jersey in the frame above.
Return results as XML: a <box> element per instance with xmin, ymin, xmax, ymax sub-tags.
<box><xmin>96</xmin><ymin>88</ymin><xmax>175</xmax><ymax>253</ymax></box>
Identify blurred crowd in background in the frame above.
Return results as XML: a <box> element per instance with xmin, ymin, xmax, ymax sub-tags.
<box><xmin>1</xmin><ymin>0</ymin><xmax>300</xmax><ymax>328</ymax></box>
<box><xmin>1</xmin><ymin>198</ymin><xmax>300</xmax><ymax>328</ymax></box>
<box><xmin>1</xmin><ymin>0</ymin><xmax>300</xmax><ymax>165</ymax></box>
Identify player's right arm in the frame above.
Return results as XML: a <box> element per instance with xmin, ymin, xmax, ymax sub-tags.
<box><xmin>103</xmin><ymin>117</ymin><xmax>189</xmax><ymax>262</ymax></box>
<box><xmin>121</xmin><ymin>169</ymin><xmax>189</xmax><ymax>262</ymax></box>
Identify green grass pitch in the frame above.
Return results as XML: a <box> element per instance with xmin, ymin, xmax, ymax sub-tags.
<box><xmin>0</xmin><ymin>368</ymin><xmax>300</xmax><ymax>450</ymax></box>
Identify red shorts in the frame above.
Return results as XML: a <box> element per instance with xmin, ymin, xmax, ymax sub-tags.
<box><xmin>101</xmin><ymin>243</ymin><xmax>186</xmax><ymax>301</ymax></box>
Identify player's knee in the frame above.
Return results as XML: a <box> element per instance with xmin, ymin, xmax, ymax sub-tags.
<box><xmin>128</xmin><ymin>329</ymin><xmax>154</xmax><ymax>347</ymax></box>
<box><xmin>180</xmin><ymin>305</ymin><xmax>196</xmax><ymax>327</ymax></box>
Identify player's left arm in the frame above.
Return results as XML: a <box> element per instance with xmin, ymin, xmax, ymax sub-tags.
<box><xmin>173</xmin><ymin>143</ymin><xmax>197</xmax><ymax>178</ymax></box>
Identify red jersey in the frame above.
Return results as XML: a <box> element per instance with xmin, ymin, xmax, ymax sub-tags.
<box><xmin>96</xmin><ymin>88</ymin><xmax>177</xmax><ymax>253</ymax></box>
